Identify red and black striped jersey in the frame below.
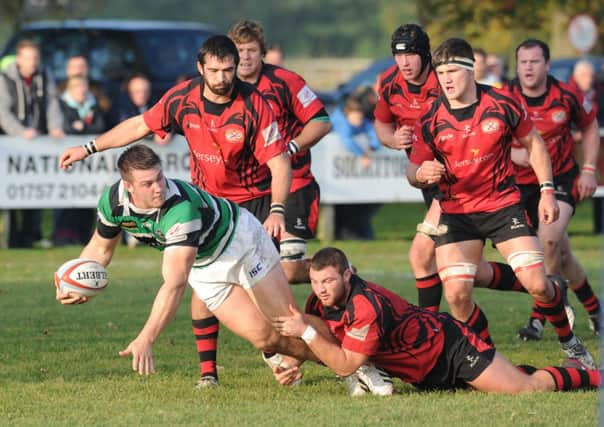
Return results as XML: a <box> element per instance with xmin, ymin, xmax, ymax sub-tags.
<box><xmin>256</xmin><ymin>63</ymin><xmax>325</xmax><ymax>191</ymax></box>
<box><xmin>143</xmin><ymin>77</ymin><xmax>286</xmax><ymax>203</ymax></box>
<box><xmin>508</xmin><ymin>76</ymin><xmax>596</xmax><ymax>184</ymax></box>
<box><xmin>410</xmin><ymin>84</ymin><xmax>533</xmax><ymax>214</ymax></box>
<box><xmin>305</xmin><ymin>276</ymin><xmax>444</xmax><ymax>384</ymax></box>
<box><xmin>374</xmin><ymin>64</ymin><xmax>440</xmax><ymax>128</ymax></box>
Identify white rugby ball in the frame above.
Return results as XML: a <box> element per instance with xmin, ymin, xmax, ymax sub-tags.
<box><xmin>54</xmin><ymin>258</ymin><xmax>108</xmax><ymax>298</ymax></box>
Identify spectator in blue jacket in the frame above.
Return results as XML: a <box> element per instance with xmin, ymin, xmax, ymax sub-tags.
<box><xmin>331</xmin><ymin>93</ymin><xmax>381</xmax><ymax>240</ymax></box>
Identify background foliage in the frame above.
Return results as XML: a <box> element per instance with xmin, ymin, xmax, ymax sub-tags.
<box><xmin>1</xmin><ymin>0</ymin><xmax>603</xmax><ymax>58</ymax></box>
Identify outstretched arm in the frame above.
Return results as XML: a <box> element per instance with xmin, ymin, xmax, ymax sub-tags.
<box><xmin>59</xmin><ymin>115</ymin><xmax>153</xmax><ymax>169</ymax></box>
<box><xmin>55</xmin><ymin>230</ymin><xmax>121</xmax><ymax>305</ymax></box>
<box><xmin>119</xmin><ymin>245</ymin><xmax>197</xmax><ymax>375</ymax></box>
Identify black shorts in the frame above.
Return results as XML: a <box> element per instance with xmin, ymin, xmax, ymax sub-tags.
<box><xmin>238</xmin><ymin>180</ymin><xmax>320</xmax><ymax>240</ymax></box>
<box><xmin>421</xmin><ymin>185</ymin><xmax>441</xmax><ymax>208</ymax></box>
<box><xmin>435</xmin><ymin>203</ymin><xmax>535</xmax><ymax>247</ymax></box>
<box><xmin>414</xmin><ymin>313</ymin><xmax>496</xmax><ymax>390</ymax></box>
<box><xmin>519</xmin><ymin>164</ymin><xmax>578</xmax><ymax>230</ymax></box>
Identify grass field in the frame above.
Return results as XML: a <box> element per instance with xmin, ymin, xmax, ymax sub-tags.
<box><xmin>1</xmin><ymin>201</ymin><xmax>602</xmax><ymax>426</ymax></box>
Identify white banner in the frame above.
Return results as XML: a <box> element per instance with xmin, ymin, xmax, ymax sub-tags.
<box><xmin>0</xmin><ymin>136</ymin><xmax>190</xmax><ymax>209</ymax></box>
<box><xmin>1</xmin><ymin>133</ymin><xmax>601</xmax><ymax>208</ymax></box>
<box><xmin>311</xmin><ymin>133</ymin><xmax>422</xmax><ymax>203</ymax></box>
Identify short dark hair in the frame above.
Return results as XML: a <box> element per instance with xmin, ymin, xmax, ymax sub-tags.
<box><xmin>515</xmin><ymin>39</ymin><xmax>550</xmax><ymax>62</ymax></box>
<box><xmin>117</xmin><ymin>145</ymin><xmax>161</xmax><ymax>181</ymax></box>
<box><xmin>432</xmin><ymin>38</ymin><xmax>474</xmax><ymax>68</ymax></box>
<box><xmin>197</xmin><ymin>35</ymin><xmax>239</xmax><ymax>66</ymax></box>
<box><xmin>228</xmin><ymin>20</ymin><xmax>266</xmax><ymax>55</ymax></box>
<box><xmin>473</xmin><ymin>47</ymin><xmax>487</xmax><ymax>60</ymax></box>
<box><xmin>310</xmin><ymin>247</ymin><xmax>350</xmax><ymax>275</ymax></box>
<box><xmin>16</xmin><ymin>39</ymin><xmax>39</xmax><ymax>54</ymax></box>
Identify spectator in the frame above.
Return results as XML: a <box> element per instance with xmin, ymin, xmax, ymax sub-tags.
<box><xmin>486</xmin><ymin>53</ymin><xmax>507</xmax><ymax>88</ymax></box>
<box><xmin>117</xmin><ymin>74</ymin><xmax>170</xmax><ymax>145</ymax></box>
<box><xmin>474</xmin><ymin>48</ymin><xmax>499</xmax><ymax>86</ymax></box>
<box><xmin>57</xmin><ymin>55</ymin><xmax>112</xmax><ymax>120</ymax></box>
<box><xmin>59</xmin><ymin>75</ymin><xmax>106</xmax><ymax>135</ymax></box>
<box><xmin>569</xmin><ymin>60</ymin><xmax>601</xmax><ymax>121</ymax></box>
<box><xmin>265</xmin><ymin>43</ymin><xmax>284</xmax><ymax>66</ymax></box>
<box><xmin>0</xmin><ymin>39</ymin><xmax>64</xmax><ymax>248</ymax></box>
<box><xmin>331</xmin><ymin>95</ymin><xmax>381</xmax><ymax>240</ymax></box>
<box><xmin>52</xmin><ymin>75</ymin><xmax>107</xmax><ymax>246</ymax></box>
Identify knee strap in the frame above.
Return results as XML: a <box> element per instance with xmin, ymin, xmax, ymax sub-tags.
<box><xmin>507</xmin><ymin>250</ymin><xmax>544</xmax><ymax>273</ymax></box>
<box><xmin>416</xmin><ymin>221</ymin><xmax>448</xmax><ymax>237</ymax></box>
<box><xmin>280</xmin><ymin>238</ymin><xmax>307</xmax><ymax>262</ymax></box>
<box><xmin>438</xmin><ymin>263</ymin><xmax>477</xmax><ymax>284</ymax></box>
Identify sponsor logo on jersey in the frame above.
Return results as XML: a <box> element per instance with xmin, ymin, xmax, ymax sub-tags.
<box><xmin>439</xmin><ymin>133</ymin><xmax>454</xmax><ymax>143</ymax></box>
<box><xmin>192</xmin><ymin>151</ymin><xmax>222</xmax><ymax>165</ymax></box>
<box><xmin>225</xmin><ymin>128</ymin><xmax>243</xmax><ymax>142</ymax></box>
<box><xmin>453</xmin><ymin>152</ymin><xmax>494</xmax><ymax>168</ymax></box>
<box><xmin>531</xmin><ymin>111</ymin><xmax>543</xmax><ymax>121</ymax></box>
<box><xmin>409</xmin><ymin>97</ymin><xmax>421</xmax><ymax>110</ymax></box>
<box><xmin>296</xmin><ymin>85</ymin><xmax>317</xmax><ymax>108</ymax></box>
<box><xmin>186</xmin><ymin>121</ymin><xmax>201</xmax><ymax>129</ymax></box>
<box><xmin>551</xmin><ymin>110</ymin><xmax>567</xmax><ymax>123</ymax></box>
<box><xmin>481</xmin><ymin>120</ymin><xmax>499</xmax><ymax>134</ymax></box>
<box><xmin>345</xmin><ymin>324</ymin><xmax>370</xmax><ymax>341</ymax></box>
<box><xmin>120</xmin><ymin>221</ymin><xmax>138</xmax><ymax>229</ymax></box>
<box><xmin>262</xmin><ymin>121</ymin><xmax>282</xmax><ymax>147</ymax></box>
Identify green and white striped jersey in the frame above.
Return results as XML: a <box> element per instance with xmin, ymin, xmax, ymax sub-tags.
<box><xmin>96</xmin><ymin>178</ymin><xmax>239</xmax><ymax>267</ymax></box>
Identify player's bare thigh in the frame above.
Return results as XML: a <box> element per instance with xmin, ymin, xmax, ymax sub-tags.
<box><xmin>468</xmin><ymin>352</ymin><xmax>553</xmax><ymax>393</ymax></box>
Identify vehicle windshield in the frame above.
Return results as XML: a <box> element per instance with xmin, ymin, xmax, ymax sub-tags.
<box><xmin>3</xmin><ymin>28</ymin><xmax>211</xmax><ymax>83</ymax></box>
<box><xmin>133</xmin><ymin>30</ymin><xmax>211</xmax><ymax>81</ymax></box>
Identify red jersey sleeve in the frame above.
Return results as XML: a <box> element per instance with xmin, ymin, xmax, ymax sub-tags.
<box><xmin>143</xmin><ymin>85</ymin><xmax>181</xmax><ymax>139</ymax></box>
<box><xmin>507</xmin><ymin>96</ymin><xmax>533</xmax><ymax>140</ymax></box>
<box><xmin>340</xmin><ymin>295</ymin><xmax>381</xmax><ymax>356</ymax></box>
<box><xmin>284</xmin><ymin>70</ymin><xmax>325</xmax><ymax>124</ymax></box>
<box><xmin>374</xmin><ymin>89</ymin><xmax>395</xmax><ymax>124</ymax></box>
<box><xmin>250</xmin><ymin>92</ymin><xmax>288</xmax><ymax>164</ymax></box>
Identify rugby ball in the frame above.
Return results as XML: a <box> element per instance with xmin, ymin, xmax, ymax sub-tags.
<box><xmin>54</xmin><ymin>259</ymin><xmax>108</xmax><ymax>298</ymax></box>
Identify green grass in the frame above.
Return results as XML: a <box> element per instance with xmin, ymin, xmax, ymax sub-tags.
<box><xmin>1</xmin><ymin>202</ymin><xmax>602</xmax><ymax>426</ymax></box>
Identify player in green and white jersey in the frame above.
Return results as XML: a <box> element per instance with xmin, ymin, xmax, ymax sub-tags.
<box><xmin>56</xmin><ymin>144</ymin><xmax>317</xmax><ymax>375</ymax></box>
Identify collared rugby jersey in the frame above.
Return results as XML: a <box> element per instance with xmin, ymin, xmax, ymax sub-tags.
<box><xmin>410</xmin><ymin>84</ymin><xmax>534</xmax><ymax>214</ymax></box>
<box><xmin>508</xmin><ymin>76</ymin><xmax>596</xmax><ymax>184</ymax></box>
<box><xmin>374</xmin><ymin>64</ymin><xmax>440</xmax><ymax>130</ymax></box>
<box><xmin>143</xmin><ymin>77</ymin><xmax>286</xmax><ymax>203</ymax></box>
<box><xmin>96</xmin><ymin>178</ymin><xmax>239</xmax><ymax>267</ymax></box>
<box><xmin>256</xmin><ymin>63</ymin><xmax>326</xmax><ymax>191</ymax></box>
<box><xmin>305</xmin><ymin>275</ymin><xmax>444</xmax><ymax>384</ymax></box>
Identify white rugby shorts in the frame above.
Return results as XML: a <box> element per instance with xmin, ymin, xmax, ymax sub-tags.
<box><xmin>188</xmin><ymin>209</ymin><xmax>280</xmax><ymax>311</ymax></box>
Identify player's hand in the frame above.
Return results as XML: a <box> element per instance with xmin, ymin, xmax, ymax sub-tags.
<box><xmin>49</xmin><ymin>128</ymin><xmax>65</xmax><ymax>139</ymax></box>
<box><xmin>538</xmin><ymin>193</ymin><xmax>559</xmax><ymax>224</ymax></box>
<box><xmin>272</xmin><ymin>365</ymin><xmax>302</xmax><ymax>386</ymax></box>
<box><xmin>55</xmin><ymin>288</ymin><xmax>89</xmax><ymax>305</ymax></box>
<box><xmin>263</xmin><ymin>213</ymin><xmax>286</xmax><ymax>239</ymax></box>
<box><xmin>416</xmin><ymin>160</ymin><xmax>445</xmax><ymax>185</ymax></box>
<box><xmin>576</xmin><ymin>172</ymin><xmax>597</xmax><ymax>202</ymax></box>
<box><xmin>510</xmin><ymin>147</ymin><xmax>529</xmax><ymax>167</ymax></box>
<box><xmin>389</xmin><ymin>125</ymin><xmax>414</xmax><ymax>151</ymax></box>
<box><xmin>59</xmin><ymin>146</ymin><xmax>88</xmax><ymax>169</ymax></box>
<box><xmin>273</xmin><ymin>304</ymin><xmax>307</xmax><ymax>337</ymax></box>
<box><xmin>119</xmin><ymin>336</ymin><xmax>155</xmax><ymax>375</ymax></box>
<box><xmin>23</xmin><ymin>128</ymin><xmax>38</xmax><ymax>139</ymax></box>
